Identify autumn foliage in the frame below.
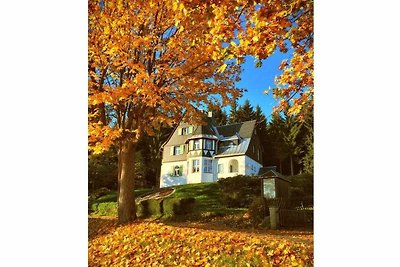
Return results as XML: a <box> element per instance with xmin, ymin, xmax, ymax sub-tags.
<box><xmin>89</xmin><ymin>218</ymin><xmax>313</xmax><ymax>266</ymax></box>
<box><xmin>88</xmin><ymin>0</ymin><xmax>313</xmax><ymax>223</ymax></box>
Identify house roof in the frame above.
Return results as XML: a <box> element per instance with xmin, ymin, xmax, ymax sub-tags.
<box><xmin>216</xmin><ymin>120</ymin><xmax>256</xmax><ymax>139</ymax></box>
<box><xmin>214</xmin><ymin>138</ymin><xmax>251</xmax><ymax>157</ymax></box>
<box><xmin>161</xmin><ymin>113</ymin><xmax>261</xmax><ymax>163</ymax></box>
<box><xmin>258</xmin><ymin>168</ymin><xmax>290</xmax><ymax>182</ymax></box>
<box><xmin>192</xmin><ymin>116</ymin><xmax>219</xmax><ymax>136</ymax></box>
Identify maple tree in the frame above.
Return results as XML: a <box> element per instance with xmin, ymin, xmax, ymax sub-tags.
<box><xmin>89</xmin><ymin>0</ymin><xmax>313</xmax><ymax>223</ymax></box>
<box><xmin>233</xmin><ymin>0</ymin><xmax>314</xmax><ymax>119</ymax></box>
<box><xmin>89</xmin><ymin>0</ymin><xmax>243</xmax><ymax>223</ymax></box>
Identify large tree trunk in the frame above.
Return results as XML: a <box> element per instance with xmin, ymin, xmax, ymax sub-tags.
<box><xmin>290</xmin><ymin>154</ymin><xmax>294</xmax><ymax>176</ymax></box>
<box><xmin>117</xmin><ymin>142</ymin><xmax>137</xmax><ymax>224</ymax></box>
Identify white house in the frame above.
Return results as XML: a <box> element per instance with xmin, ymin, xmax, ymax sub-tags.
<box><xmin>159</xmin><ymin>112</ymin><xmax>264</xmax><ymax>188</ymax></box>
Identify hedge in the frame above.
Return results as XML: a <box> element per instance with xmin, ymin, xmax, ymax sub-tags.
<box><xmin>137</xmin><ymin>199</ymin><xmax>163</xmax><ymax>218</ymax></box>
<box><xmin>217</xmin><ymin>175</ymin><xmax>261</xmax><ymax>208</ymax></box>
<box><xmin>162</xmin><ymin>197</ymin><xmax>196</xmax><ymax>218</ymax></box>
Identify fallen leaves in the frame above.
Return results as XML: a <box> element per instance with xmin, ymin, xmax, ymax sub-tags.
<box><xmin>89</xmin><ymin>218</ymin><xmax>313</xmax><ymax>266</ymax></box>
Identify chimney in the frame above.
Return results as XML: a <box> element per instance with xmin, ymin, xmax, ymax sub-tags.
<box><xmin>208</xmin><ymin>111</ymin><xmax>213</xmax><ymax>118</ymax></box>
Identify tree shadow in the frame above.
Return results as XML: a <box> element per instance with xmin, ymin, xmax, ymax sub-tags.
<box><xmin>88</xmin><ymin>217</ymin><xmax>119</xmax><ymax>240</ymax></box>
<box><xmin>160</xmin><ymin>219</ymin><xmax>313</xmax><ymax>243</ymax></box>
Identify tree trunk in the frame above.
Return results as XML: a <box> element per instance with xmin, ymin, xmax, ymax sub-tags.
<box><xmin>279</xmin><ymin>159</ymin><xmax>282</xmax><ymax>174</ymax></box>
<box><xmin>290</xmin><ymin>154</ymin><xmax>294</xmax><ymax>176</ymax></box>
<box><xmin>117</xmin><ymin>142</ymin><xmax>137</xmax><ymax>224</ymax></box>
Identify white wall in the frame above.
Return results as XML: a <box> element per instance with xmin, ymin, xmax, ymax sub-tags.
<box><xmin>216</xmin><ymin>155</ymin><xmax>246</xmax><ymax>179</ymax></box>
<box><xmin>160</xmin><ymin>160</ymin><xmax>188</xmax><ymax>188</ymax></box>
<box><xmin>244</xmin><ymin>156</ymin><xmax>263</xmax><ymax>176</ymax></box>
<box><xmin>160</xmin><ymin>155</ymin><xmax>262</xmax><ymax>187</ymax></box>
<box><xmin>187</xmin><ymin>157</ymin><xmax>215</xmax><ymax>183</ymax></box>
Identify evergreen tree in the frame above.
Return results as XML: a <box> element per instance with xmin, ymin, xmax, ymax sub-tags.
<box><xmin>267</xmin><ymin>114</ymin><xmax>288</xmax><ymax>173</ymax></box>
<box><xmin>301</xmin><ymin>108</ymin><xmax>314</xmax><ymax>174</ymax></box>
<box><xmin>281</xmin><ymin>113</ymin><xmax>302</xmax><ymax>176</ymax></box>
<box><xmin>228</xmin><ymin>99</ymin><xmax>239</xmax><ymax>124</ymax></box>
<box><xmin>236</xmin><ymin>100</ymin><xmax>255</xmax><ymax>122</ymax></box>
<box><xmin>208</xmin><ymin>104</ymin><xmax>228</xmax><ymax>126</ymax></box>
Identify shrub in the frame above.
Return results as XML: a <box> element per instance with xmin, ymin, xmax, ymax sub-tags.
<box><xmin>248</xmin><ymin>197</ymin><xmax>269</xmax><ymax>226</ymax></box>
<box><xmin>162</xmin><ymin>197</ymin><xmax>196</xmax><ymax>217</ymax></box>
<box><xmin>288</xmin><ymin>173</ymin><xmax>313</xmax><ymax>197</ymax></box>
<box><xmin>137</xmin><ymin>199</ymin><xmax>163</xmax><ymax>218</ymax></box>
<box><xmin>91</xmin><ymin>202</ymin><xmax>117</xmax><ymax>216</ymax></box>
<box><xmin>218</xmin><ymin>175</ymin><xmax>261</xmax><ymax>208</ymax></box>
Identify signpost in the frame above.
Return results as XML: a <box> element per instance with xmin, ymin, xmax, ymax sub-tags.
<box><xmin>259</xmin><ymin>169</ymin><xmax>290</xmax><ymax>229</ymax></box>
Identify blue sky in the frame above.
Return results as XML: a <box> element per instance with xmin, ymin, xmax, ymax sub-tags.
<box><xmin>230</xmin><ymin>50</ymin><xmax>289</xmax><ymax>121</ymax></box>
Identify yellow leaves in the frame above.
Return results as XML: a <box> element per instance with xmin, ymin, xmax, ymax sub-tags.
<box><xmin>217</xmin><ymin>63</ymin><xmax>227</xmax><ymax>73</ymax></box>
<box><xmin>88</xmin><ymin>220</ymin><xmax>314</xmax><ymax>267</ymax></box>
<box><xmin>104</xmin><ymin>24</ymin><xmax>110</xmax><ymax>35</ymax></box>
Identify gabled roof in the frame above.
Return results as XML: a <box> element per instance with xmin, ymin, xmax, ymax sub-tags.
<box><xmin>214</xmin><ymin>138</ymin><xmax>251</xmax><ymax>157</ymax></box>
<box><xmin>216</xmin><ymin>120</ymin><xmax>256</xmax><ymax>139</ymax></box>
<box><xmin>258</xmin><ymin>168</ymin><xmax>290</xmax><ymax>182</ymax></box>
<box><xmin>192</xmin><ymin>116</ymin><xmax>218</xmax><ymax>136</ymax></box>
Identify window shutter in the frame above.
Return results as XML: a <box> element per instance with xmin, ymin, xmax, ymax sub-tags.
<box><xmin>189</xmin><ymin>140</ymin><xmax>193</xmax><ymax>150</ymax></box>
<box><xmin>170</xmin><ymin>166</ymin><xmax>174</xmax><ymax>176</ymax></box>
<box><xmin>170</xmin><ymin>147</ymin><xmax>174</xmax><ymax>155</ymax></box>
<box><xmin>180</xmin><ymin>144</ymin><xmax>185</xmax><ymax>154</ymax></box>
<box><xmin>178</xmin><ymin>128</ymin><xmax>182</xmax><ymax>135</ymax></box>
<box><xmin>179</xmin><ymin>165</ymin><xmax>183</xmax><ymax>176</ymax></box>
<box><xmin>188</xmin><ymin>126</ymin><xmax>193</xmax><ymax>134</ymax></box>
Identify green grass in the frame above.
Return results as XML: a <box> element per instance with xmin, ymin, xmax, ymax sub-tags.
<box><xmin>89</xmin><ymin>188</ymin><xmax>153</xmax><ymax>216</ymax></box>
<box><xmin>89</xmin><ymin>183</ymin><xmax>246</xmax><ymax>220</ymax></box>
<box><xmin>164</xmin><ymin>183</ymin><xmax>246</xmax><ymax>220</ymax></box>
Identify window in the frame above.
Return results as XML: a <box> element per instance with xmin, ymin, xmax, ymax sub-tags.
<box><xmin>180</xmin><ymin>126</ymin><xmax>193</xmax><ymax>135</ymax></box>
<box><xmin>218</xmin><ymin>164</ymin><xmax>224</xmax><ymax>173</ymax></box>
<box><xmin>192</xmin><ymin>159</ymin><xmax>200</xmax><ymax>173</ymax></box>
<box><xmin>171</xmin><ymin>165</ymin><xmax>183</xmax><ymax>176</ymax></box>
<box><xmin>229</xmin><ymin>159</ymin><xmax>238</xmax><ymax>173</ymax></box>
<box><xmin>174</xmin><ymin>146</ymin><xmax>181</xmax><ymax>155</ymax></box>
<box><xmin>204</xmin><ymin>159</ymin><xmax>212</xmax><ymax>173</ymax></box>
<box><xmin>205</xmin><ymin>139</ymin><xmax>213</xmax><ymax>150</ymax></box>
<box><xmin>174</xmin><ymin>166</ymin><xmax>181</xmax><ymax>176</ymax></box>
<box><xmin>194</xmin><ymin>140</ymin><xmax>200</xmax><ymax>150</ymax></box>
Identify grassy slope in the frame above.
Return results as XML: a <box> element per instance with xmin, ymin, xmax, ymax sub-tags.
<box><xmin>89</xmin><ymin>183</ymin><xmax>246</xmax><ymax>219</ymax></box>
<box><xmin>89</xmin><ymin>188</ymin><xmax>153</xmax><ymax>216</ymax></box>
<box><xmin>166</xmin><ymin>183</ymin><xmax>245</xmax><ymax>219</ymax></box>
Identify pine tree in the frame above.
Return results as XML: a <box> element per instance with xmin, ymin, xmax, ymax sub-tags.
<box><xmin>236</xmin><ymin>100</ymin><xmax>255</xmax><ymax>122</ymax></box>
<box><xmin>208</xmin><ymin>104</ymin><xmax>228</xmax><ymax>126</ymax></box>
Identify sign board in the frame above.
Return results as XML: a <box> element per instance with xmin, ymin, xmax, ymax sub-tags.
<box><xmin>263</xmin><ymin>178</ymin><xmax>276</xmax><ymax>199</ymax></box>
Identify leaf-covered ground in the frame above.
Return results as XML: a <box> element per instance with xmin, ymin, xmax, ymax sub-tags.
<box><xmin>89</xmin><ymin>217</ymin><xmax>313</xmax><ymax>266</ymax></box>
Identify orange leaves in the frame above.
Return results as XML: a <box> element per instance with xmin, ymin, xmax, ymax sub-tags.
<box><xmin>88</xmin><ymin>220</ymin><xmax>313</xmax><ymax>266</ymax></box>
<box><xmin>88</xmin><ymin>0</ymin><xmax>245</xmax><ymax>153</ymax></box>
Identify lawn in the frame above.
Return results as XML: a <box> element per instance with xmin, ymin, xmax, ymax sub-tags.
<box><xmin>89</xmin><ymin>217</ymin><xmax>313</xmax><ymax>266</ymax></box>
<box><xmin>89</xmin><ymin>183</ymin><xmax>247</xmax><ymax>221</ymax></box>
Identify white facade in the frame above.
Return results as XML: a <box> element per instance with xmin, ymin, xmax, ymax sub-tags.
<box><xmin>160</xmin><ymin>155</ymin><xmax>262</xmax><ymax>188</ymax></box>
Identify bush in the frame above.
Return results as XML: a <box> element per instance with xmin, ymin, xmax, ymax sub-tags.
<box><xmin>162</xmin><ymin>197</ymin><xmax>196</xmax><ymax>217</ymax></box>
<box><xmin>90</xmin><ymin>202</ymin><xmax>117</xmax><ymax>216</ymax></box>
<box><xmin>137</xmin><ymin>199</ymin><xmax>163</xmax><ymax>218</ymax></box>
<box><xmin>218</xmin><ymin>176</ymin><xmax>261</xmax><ymax>208</ymax></box>
<box><xmin>248</xmin><ymin>197</ymin><xmax>269</xmax><ymax>226</ymax></box>
<box><xmin>288</xmin><ymin>173</ymin><xmax>313</xmax><ymax>197</ymax></box>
